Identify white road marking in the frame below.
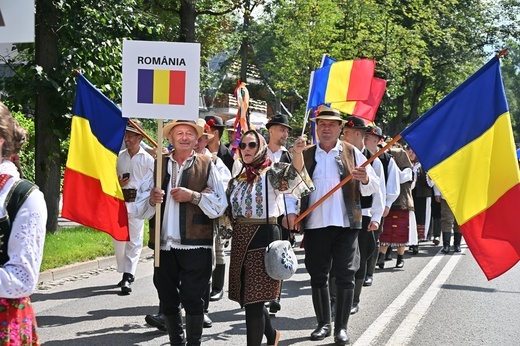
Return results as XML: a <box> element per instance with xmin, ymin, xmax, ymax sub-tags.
<box><xmin>353</xmin><ymin>248</ymin><xmax>459</xmax><ymax>346</ymax></box>
<box><xmin>386</xmin><ymin>248</ymin><xmax>465</xmax><ymax>345</ymax></box>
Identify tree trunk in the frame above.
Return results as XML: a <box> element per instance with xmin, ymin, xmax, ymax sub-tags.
<box><xmin>179</xmin><ymin>0</ymin><xmax>197</xmax><ymax>42</ymax></box>
<box><xmin>35</xmin><ymin>0</ymin><xmax>61</xmax><ymax>233</ymax></box>
<box><xmin>240</xmin><ymin>0</ymin><xmax>251</xmax><ymax>82</ymax></box>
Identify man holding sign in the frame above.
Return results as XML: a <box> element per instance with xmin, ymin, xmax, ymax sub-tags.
<box><xmin>134</xmin><ymin>120</ymin><xmax>227</xmax><ymax>345</ymax></box>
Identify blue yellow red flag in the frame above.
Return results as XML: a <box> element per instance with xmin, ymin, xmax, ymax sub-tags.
<box><xmin>62</xmin><ymin>74</ymin><xmax>129</xmax><ymax>241</ymax></box>
<box><xmin>402</xmin><ymin>57</ymin><xmax>520</xmax><ymax>280</ymax></box>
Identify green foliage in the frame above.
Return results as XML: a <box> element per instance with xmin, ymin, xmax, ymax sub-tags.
<box><xmin>254</xmin><ymin>0</ymin><xmax>519</xmax><ymax>133</ymax></box>
<box><xmin>10</xmin><ymin>109</ymin><xmax>35</xmax><ymax>181</ymax></box>
<box><xmin>500</xmin><ymin>39</ymin><xmax>520</xmax><ymax>142</ymax></box>
<box><xmin>41</xmin><ymin>224</ymin><xmax>150</xmax><ymax>272</ymax></box>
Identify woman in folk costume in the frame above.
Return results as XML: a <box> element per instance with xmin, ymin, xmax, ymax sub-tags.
<box><xmin>405</xmin><ymin>145</ymin><xmax>433</xmax><ymax>253</ymax></box>
<box><xmin>0</xmin><ymin>102</ymin><xmax>47</xmax><ymax>345</ymax></box>
<box><xmin>227</xmin><ymin>130</ymin><xmax>313</xmax><ymax>346</ymax></box>
<box><xmin>377</xmin><ymin>143</ymin><xmax>417</xmax><ymax>268</ymax></box>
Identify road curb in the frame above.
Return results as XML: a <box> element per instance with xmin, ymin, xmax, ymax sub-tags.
<box><xmin>38</xmin><ymin>247</ymin><xmax>154</xmax><ymax>283</ymax></box>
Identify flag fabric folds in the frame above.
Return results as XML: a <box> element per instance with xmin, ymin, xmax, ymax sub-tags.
<box><xmin>308</xmin><ymin>59</ymin><xmax>375</xmax><ymax>108</ymax></box>
<box><xmin>330</xmin><ymin>77</ymin><xmax>387</xmax><ymax>122</ymax></box>
<box><xmin>62</xmin><ymin>74</ymin><xmax>129</xmax><ymax>241</ymax></box>
<box><xmin>306</xmin><ymin>57</ymin><xmax>385</xmax><ymax>123</ymax></box>
<box><xmin>401</xmin><ymin>57</ymin><xmax>520</xmax><ymax>280</ymax></box>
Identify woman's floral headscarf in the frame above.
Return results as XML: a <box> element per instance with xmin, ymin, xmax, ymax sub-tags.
<box><xmin>239</xmin><ymin>130</ymin><xmax>271</xmax><ymax>184</ymax></box>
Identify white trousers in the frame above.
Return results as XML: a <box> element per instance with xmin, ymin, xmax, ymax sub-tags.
<box><xmin>113</xmin><ymin>215</ymin><xmax>144</xmax><ymax>275</ymax></box>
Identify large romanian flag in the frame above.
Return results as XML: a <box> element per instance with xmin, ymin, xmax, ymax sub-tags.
<box><xmin>401</xmin><ymin>57</ymin><xmax>520</xmax><ymax>280</ymax></box>
<box><xmin>62</xmin><ymin>74</ymin><xmax>129</xmax><ymax>241</ymax></box>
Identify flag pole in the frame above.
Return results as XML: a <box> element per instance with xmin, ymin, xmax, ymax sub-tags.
<box><xmin>301</xmin><ymin>108</ymin><xmax>311</xmax><ymax>137</ymax></box>
<box><xmin>294</xmin><ymin>134</ymin><xmax>402</xmax><ymax>225</ymax></box>
<box><xmin>496</xmin><ymin>48</ymin><xmax>508</xmax><ymax>59</ymax></box>
<box><xmin>154</xmin><ymin>119</ymin><xmax>163</xmax><ymax>267</ymax></box>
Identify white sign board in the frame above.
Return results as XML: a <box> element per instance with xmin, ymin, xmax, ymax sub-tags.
<box><xmin>0</xmin><ymin>0</ymin><xmax>35</xmax><ymax>43</ymax></box>
<box><xmin>122</xmin><ymin>40</ymin><xmax>200</xmax><ymax>121</ymax></box>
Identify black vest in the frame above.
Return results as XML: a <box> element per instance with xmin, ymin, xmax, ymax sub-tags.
<box><xmin>0</xmin><ymin>180</ymin><xmax>37</xmax><ymax>265</ymax></box>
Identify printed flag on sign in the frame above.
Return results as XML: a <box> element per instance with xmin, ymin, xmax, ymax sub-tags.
<box><xmin>401</xmin><ymin>57</ymin><xmax>520</xmax><ymax>280</ymax></box>
<box><xmin>137</xmin><ymin>69</ymin><xmax>186</xmax><ymax>105</ymax></box>
<box><xmin>62</xmin><ymin>73</ymin><xmax>129</xmax><ymax>241</ymax></box>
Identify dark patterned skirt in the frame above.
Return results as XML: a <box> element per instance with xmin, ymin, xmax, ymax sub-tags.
<box><xmin>380</xmin><ymin>209</ymin><xmax>410</xmax><ymax>246</ymax></box>
<box><xmin>0</xmin><ymin>297</ymin><xmax>39</xmax><ymax>345</ymax></box>
<box><xmin>228</xmin><ymin>223</ymin><xmax>281</xmax><ymax>307</ymax></box>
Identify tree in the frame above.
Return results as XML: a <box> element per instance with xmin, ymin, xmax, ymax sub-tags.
<box><xmin>3</xmin><ymin>0</ymin><xmax>163</xmax><ymax>232</ymax></box>
<box><xmin>253</xmin><ymin>0</ymin><xmax>520</xmax><ymax>135</ymax></box>
<box><xmin>500</xmin><ymin>40</ymin><xmax>520</xmax><ymax>141</ymax></box>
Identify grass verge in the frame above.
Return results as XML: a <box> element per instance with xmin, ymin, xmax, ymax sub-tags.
<box><xmin>41</xmin><ymin>224</ymin><xmax>149</xmax><ymax>272</ymax></box>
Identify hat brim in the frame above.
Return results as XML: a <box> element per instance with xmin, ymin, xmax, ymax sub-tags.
<box><xmin>310</xmin><ymin>115</ymin><xmax>346</xmax><ymax>124</ymax></box>
<box><xmin>125</xmin><ymin>126</ymin><xmax>142</xmax><ymax>135</ymax></box>
<box><xmin>266</xmin><ymin>123</ymin><xmax>293</xmax><ymax>130</ymax></box>
<box><xmin>163</xmin><ymin>121</ymin><xmax>203</xmax><ymax>138</ymax></box>
<box><xmin>345</xmin><ymin>125</ymin><xmax>368</xmax><ymax>130</ymax></box>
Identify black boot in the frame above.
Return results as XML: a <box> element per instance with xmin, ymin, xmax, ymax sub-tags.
<box><xmin>441</xmin><ymin>232</ymin><xmax>451</xmax><ymax>254</ymax></box>
<box><xmin>395</xmin><ymin>254</ymin><xmax>404</xmax><ymax>268</ymax></box>
<box><xmin>119</xmin><ymin>273</ymin><xmax>134</xmax><ymax>295</ymax></box>
<box><xmin>334</xmin><ymin>288</ymin><xmax>354</xmax><ymax>345</ymax></box>
<box><xmin>385</xmin><ymin>246</ymin><xmax>393</xmax><ymax>260</ymax></box>
<box><xmin>269</xmin><ymin>281</ymin><xmax>282</xmax><ymax>313</ymax></box>
<box><xmin>164</xmin><ymin>312</ymin><xmax>185</xmax><ymax>346</ymax></box>
<box><xmin>432</xmin><ymin>218</ymin><xmax>441</xmax><ymax>245</ymax></box>
<box><xmin>203</xmin><ymin>283</ymin><xmax>212</xmax><ymax>328</ymax></box>
<box><xmin>453</xmin><ymin>232</ymin><xmax>462</xmax><ymax>252</ymax></box>
<box><xmin>210</xmin><ymin>264</ymin><xmax>225</xmax><ymax>301</ymax></box>
<box><xmin>310</xmin><ymin>287</ymin><xmax>331</xmax><ymax>340</ymax></box>
<box><xmin>350</xmin><ymin>279</ymin><xmax>363</xmax><ymax>315</ymax></box>
<box><xmin>185</xmin><ymin>314</ymin><xmax>204</xmax><ymax>346</ymax></box>
<box><xmin>329</xmin><ymin>276</ymin><xmax>337</xmax><ymax>321</ymax></box>
<box><xmin>145</xmin><ymin>302</ymin><xmax>167</xmax><ymax>332</ymax></box>
<box><xmin>376</xmin><ymin>252</ymin><xmax>385</xmax><ymax>269</ymax></box>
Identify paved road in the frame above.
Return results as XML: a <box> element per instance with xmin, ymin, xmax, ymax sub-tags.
<box><xmin>33</xmin><ymin>236</ymin><xmax>520</xmax><ymax>345</ymax></box>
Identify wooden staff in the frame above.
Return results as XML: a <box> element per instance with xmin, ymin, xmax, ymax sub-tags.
<box><xmin>294</xmin><ymin>134</ymin><xmax>402</xmax><ymax>225</ymax></box>
<box><xmin>154</xmin><ymin>119</ymin><xmax>163</xmax><ymax>267</ymax></box>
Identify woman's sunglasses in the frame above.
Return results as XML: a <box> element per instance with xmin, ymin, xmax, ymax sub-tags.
<box><xmin>239</xmin><ymin>142</ymin><xmax>258</xmax><ymax>150</ymax></box>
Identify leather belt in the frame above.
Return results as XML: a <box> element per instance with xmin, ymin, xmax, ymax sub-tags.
<box><xmin>122</xmin><ymin>188</ymin><xmax>137</xmax><ymax>202</ymax></box>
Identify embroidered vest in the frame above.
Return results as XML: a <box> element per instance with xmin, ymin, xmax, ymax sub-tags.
<box><xmin>149</xmin><ymin>153</ymin><xmax>213</xmax><ymax>247</ymax></box>
<box><xmin>0</xmin><ymin>179</ymin><xmax>37</xmax><ymax>265</ymax></box>
<box><xmin>300</xmin><ymin>141</ymin><xmax>362</xmax><ymax>230</ymax></box>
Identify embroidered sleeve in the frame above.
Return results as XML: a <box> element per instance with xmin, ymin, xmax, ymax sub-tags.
<box><xmin>267</xmin><ymin>162</ymin><xmax>314</xmax><ymax>199</ymax></box>
<box><xmin>0</xmin><ymin>189</ymin><xmax>47</xmax><ymax>298</ymax></box>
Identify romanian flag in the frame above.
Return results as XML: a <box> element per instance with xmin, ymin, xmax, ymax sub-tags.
<box><xmin>308</xmin><ymin>59</ymin><xmax>375</xmax><ymax>108</ymax></box>
<box><xmin>137</xmin><ymin>68</ymin><xmax>186</xmax><ymax>105</ymax></box>
<box><xmin>401</xmin><ymin>57</ymin><xmax>520</xmax><ymax>280</ymax></box>
<box><xmin>330</xmin><ymin>77</ymin><xmax>387</xmax><ymax>122</ymax></box>
<box><xmin>62</xmin><ymin>74</ymin><xmax>129</xmax><ymax>241</ymax></box>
